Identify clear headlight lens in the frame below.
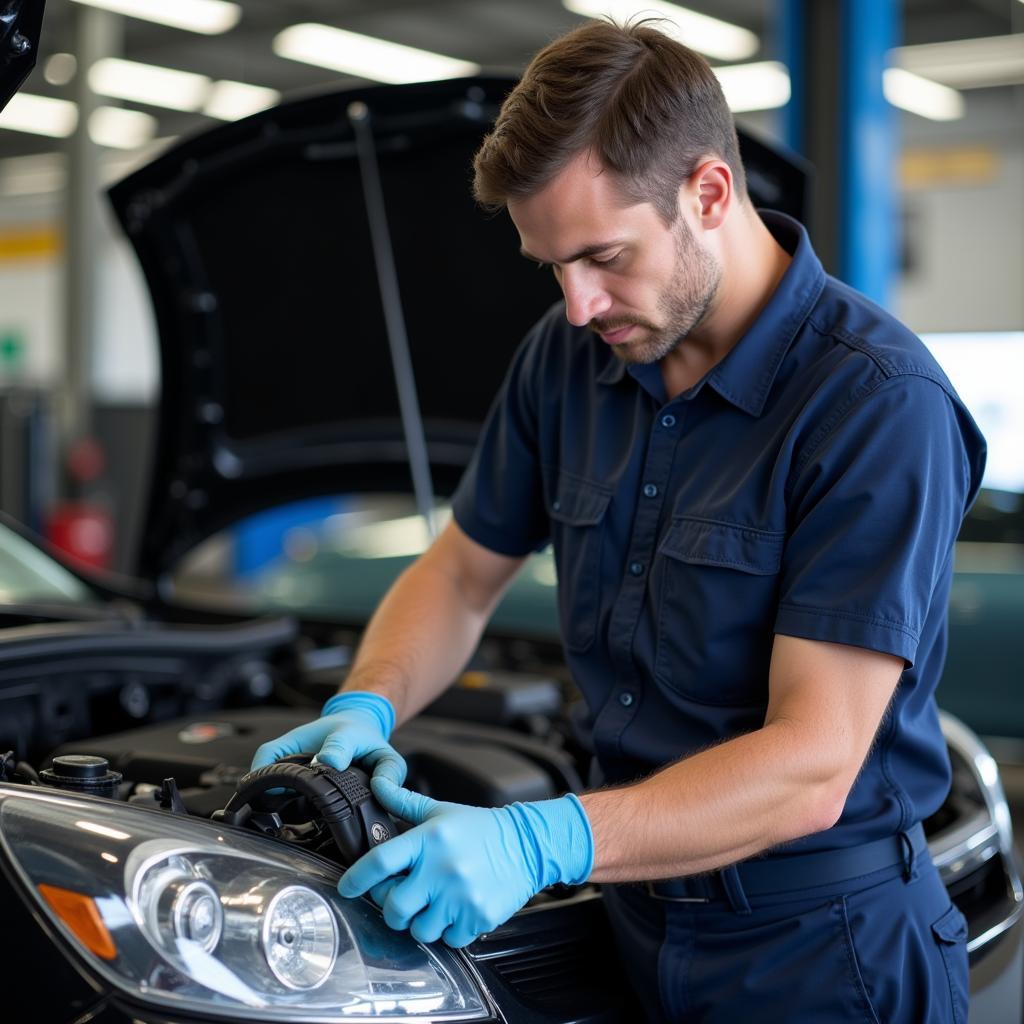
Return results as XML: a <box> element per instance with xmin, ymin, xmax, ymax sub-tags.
<box><xmin>0</xmin><ymin>785</ymin><xmax>490</xmax><ymax>1021</ymax></box>
<box><xmin>155</xmin><ymin>875</ymin><xmax>224</xmax><ymax>953</ymax></box>
<box><xmin>261</xmin><ymin>886</ymin><xmax>338</xmax><ymax>990</ymax></box>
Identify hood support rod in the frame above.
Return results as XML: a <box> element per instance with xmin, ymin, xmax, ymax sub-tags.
<box><xmin>347</xmin><ymin>101</ymin><xmax>437</xmax><ymax>541</ymax></box>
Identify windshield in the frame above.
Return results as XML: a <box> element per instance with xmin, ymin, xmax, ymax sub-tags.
<box><xmin>169</xmin><ymin>495</ymin><xmax>559</xmax><ymax>637</ymax></box>
<box><xmin>0</xmin><ymin>522</ymin><xmax>96</xmax><ymax>606</ymax></box>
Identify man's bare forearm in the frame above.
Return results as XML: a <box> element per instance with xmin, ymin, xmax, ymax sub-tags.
<box><xmin>580</xmin><ymin>720</ymin><xmax>842</xmax><ymax>882</ymax></box>
<box><xmin>580</xmin><ymin>637</ymin><xmax>904</xmax><ymax>883</ymax></box>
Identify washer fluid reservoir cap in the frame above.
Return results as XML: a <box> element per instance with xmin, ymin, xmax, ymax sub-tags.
<box><xmin>40</xmin><ymin>754</ymin><xmax>123</xmax><ymax>797</ymax></box>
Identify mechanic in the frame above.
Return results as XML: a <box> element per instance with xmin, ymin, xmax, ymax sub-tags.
<box><xmin>254</xmin><ymin>20</ymin><xmax>985</xmax><ymax>1022</ymax></box>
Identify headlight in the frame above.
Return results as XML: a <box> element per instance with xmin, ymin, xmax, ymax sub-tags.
<box><xmin>0</xmin><ymin>785</ymin><xmax>490</xmax><ymax>1021</ymax></box>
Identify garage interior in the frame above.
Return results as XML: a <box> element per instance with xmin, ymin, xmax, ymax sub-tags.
<box><xmin>0</xmin><ymin>0</ymin><xmax>1022</xmax><ymax>1021</ymax></box>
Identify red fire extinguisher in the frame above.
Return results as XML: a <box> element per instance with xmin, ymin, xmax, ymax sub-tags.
<box><xmin>46</xmin><ymin>437</ymin><xmax>114</xmax><ymax>570</ymax></box>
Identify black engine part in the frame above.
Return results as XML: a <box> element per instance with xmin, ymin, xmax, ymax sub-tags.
<box><xmin>38</xmin><ymin>754</ymin><xmax>123</xmax><ymax>798</ymax></box>
<box><xmin>212</xmin><ymin>755</ymin><xmax>396</xmax><ymax>866</ymax></box>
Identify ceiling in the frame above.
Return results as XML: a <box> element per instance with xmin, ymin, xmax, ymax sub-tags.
<box><xmin>3</xmin><ymin>0</ymin><xmax>1023</xmax><ymax>164</ymax></box>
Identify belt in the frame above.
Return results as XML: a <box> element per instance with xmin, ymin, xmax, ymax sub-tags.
<box><xmin>643</xmin><ymin>822</ymin><xmax>927</xmax><ymax>905</ymax></box>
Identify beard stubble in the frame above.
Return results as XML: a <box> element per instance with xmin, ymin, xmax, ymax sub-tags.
<box><xmin>592</xmin><ymin>216</ymin><xmax>722</xmax><ymax>365</ymax></box>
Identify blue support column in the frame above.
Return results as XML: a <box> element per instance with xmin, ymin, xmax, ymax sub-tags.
<box><xmin>840</xmin><ymin>0</ymin><xmax>900</xmax><ymax>307</ymax></box>
<box><xmin>775</xmin><ymin>0</ymin><xmax>899</xmax><ymax>306</ymax></box>
<box><xmin>778</xmin><ymin>0</ymin><xmax>806</xmax><ymax>157</ymax></box>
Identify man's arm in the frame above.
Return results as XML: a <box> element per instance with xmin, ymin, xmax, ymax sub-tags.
<box><xmin>580</xmin><ymin>636</ymin><xmax>904</xmax><ymax>882</ymax></box>
<box><xmin>340</xmin><ymin>634</ymin><xmax>902</xmax><ymax>947</ymax></box>
<box><xmin>251</xmin><ymin>517</ymin><xmax>526</xmax><ymax>774</ymax></box>
<box><xmin>339</xmin><ymin>517</ymin><xmax>528</xmax><ymax>725</ymax></box>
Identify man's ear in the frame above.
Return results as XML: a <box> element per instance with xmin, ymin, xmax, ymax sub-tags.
<box><xmin>680</xmin><ymin>158</ymin><xmax>732</xmax><ymax>231</ymax></box>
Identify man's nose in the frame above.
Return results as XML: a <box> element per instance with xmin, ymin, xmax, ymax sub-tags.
<box><xmin>561</xmin><ymin>267</ymin><xmax>611</xmax><ymax>327</ymax></box>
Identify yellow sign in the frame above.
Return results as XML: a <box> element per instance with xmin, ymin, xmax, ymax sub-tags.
<box><xmin>900</xmin><ymin>147</ymin><xmax>999</xmax><ymax>189</ymax></box>
<box><xmin>0</xmin><ymin>226</ymin><xmax>61</xmax><ymax>263</ymax></box>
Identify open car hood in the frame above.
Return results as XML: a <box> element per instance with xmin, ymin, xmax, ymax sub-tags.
<box><xmin>109</xmin><ymin>76</ymin><xmax>810</xmax><ymax>582</ymax></box>
<box><xmin>0</xmin><ymin>0</ymin><xmax>44</xmax><ymax>113</ymax></box>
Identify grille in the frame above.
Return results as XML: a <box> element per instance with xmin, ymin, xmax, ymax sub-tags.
<box><xmin>490</xmin><ymin>937</ymin><xmax>591</xmax><ymax>1002</ymax></box>
<box><xmin>472</xmin><ymin>893</ymin><xmax>639</xmax><ymax>1018</ymax></box>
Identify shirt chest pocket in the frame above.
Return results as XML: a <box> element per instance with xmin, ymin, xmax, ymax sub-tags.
<box><xmin>545</xmin><ymin>471</ymin><xmax>613</xmax><ymax>653</ymax></box>
<box><xmin>654</xmin><ymin>517</ymin><xmax>785</xmax><ymax>706</ymax></box>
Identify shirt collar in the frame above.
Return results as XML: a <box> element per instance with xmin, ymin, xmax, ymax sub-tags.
<box><xmin>596</xmin><ymin>211</ymin><xmax>826</xmax><ymax>416</ymax></box>
<box><xmin>705</xmin><ymin>211</ymin><xmax>825</xmax><ymax>416</ymax></box>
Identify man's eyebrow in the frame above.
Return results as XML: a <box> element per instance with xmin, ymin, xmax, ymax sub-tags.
<box><xmin>519</xmin><ymin>241</ymin><xmax>625</xmax><ymax>265</ymax></box>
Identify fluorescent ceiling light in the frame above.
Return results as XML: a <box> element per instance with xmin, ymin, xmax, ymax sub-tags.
<box><xmin>44</xmin><ymin>53</ymin><xmax>77</xmax><ymax>86</ymax></box>
<box><xmin>713</xmin><ymin>61</ymin><xmax>790</xmax><ymax>112</ymax></box>
<box><xmin>204</xmin><ymin>80</ymin><xmax>280</xmax><ymax>121</ymax></box>
<box><xmin>89</xmin><ymin>57</ymin><xmax>210</xmax><ymax>112</ymax></box>
<box><xmin>883</xmin><ymin>68</ymin><xmax>964</xmax><ymax>121</ymax></box>
<box><xmin>562</xmin><ymin>0</ymin><xmax>758</xmax><ymax>62</ymax></box>
<box><xmin>68</xmin><ymin>0</ymin><xmax>240</xmax><ymax>35</ymax></box>
<box><xmin>893</xmin><ymin>34</ymin><xmax>1024</xmax><ymax>90</ymax></box>
<box><xmin>0</xmin><ymin>93</ymin><xmax>78</xmax><ymax>138</ymax></box>
<box><xmin>89</xmin><ymin>106</ymin><xmax>157</xmax><ymax>149</ymax></box>
<box><xmin>273</xmin><ymin>23</ymin><xmax>480</xmax><ymax>85</ymax></box>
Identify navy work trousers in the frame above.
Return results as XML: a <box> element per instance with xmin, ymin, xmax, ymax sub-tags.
<box><xmin>602</xmin><ymin>858</ymin><xmax>969</xmax><ymax>1022</ymax></box>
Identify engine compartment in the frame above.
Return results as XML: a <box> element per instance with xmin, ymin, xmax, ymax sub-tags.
<box><xmin>0</xmin><ymin>609</ymin><xmax>1019</xmax><ymax>975</ymax></box>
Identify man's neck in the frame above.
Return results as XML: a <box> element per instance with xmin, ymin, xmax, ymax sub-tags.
<box><xmin>661</xmin><ymin>210</ymin><xmax>792</xmax><ymax>400</ymax></box>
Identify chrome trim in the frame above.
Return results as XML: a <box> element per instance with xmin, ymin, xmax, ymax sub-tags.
<box><xmin>938</xmin><ymin>712</ymin><xmax>1024</xmax><ymax>955</ymax></box>
<box><xmin>967</xmin><ymin>896</ymin><xmax>1024</xmax><ymax>956</ymax></box>
<box><xmin>940</xmin><ymin>711</ymin><xmax>1016</xmax><ymax>853</ymax></box>
<box><xmin>930</xmin><ymin>812</ymin><xmax>1000</xmax><ymax>880</ymax></box>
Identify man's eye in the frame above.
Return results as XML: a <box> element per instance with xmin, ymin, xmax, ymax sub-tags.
<box><xmin>592</xmin><ymin>252</ymin><xmax>621</xmax><ymax>266</ymax></box>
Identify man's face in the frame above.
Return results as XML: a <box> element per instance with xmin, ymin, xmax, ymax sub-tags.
<box><xmin>508</xmin><ymin>151</ymin><xmax>721</xmax><ymax>364</ymax></box>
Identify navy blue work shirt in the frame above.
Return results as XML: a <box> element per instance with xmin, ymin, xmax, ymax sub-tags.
<box><xmin>452</xmin><ymin>211</ymin><xmax>986</xmax><ymax>852</ymax></box>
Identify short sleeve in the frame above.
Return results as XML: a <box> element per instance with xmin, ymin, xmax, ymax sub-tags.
<box><xmin>450</xmin><ymin>325</ymin><xmax>550</xmax><ymax>557</ymax></box>
<box><xmin>774</xmin><ymin>375</ymin><xmax>984</xmax><ymax>664</ymax></box>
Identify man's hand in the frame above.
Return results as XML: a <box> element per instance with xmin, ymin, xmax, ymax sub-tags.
<box><xmin>338</xmin><ymin>779</ymin><xmax>593</xmax><ymax>947</ymax></box>
<box><xmin>250</xmin><ymin>691</ymin><xmax>406</xmax><ymax>786</ymax></box>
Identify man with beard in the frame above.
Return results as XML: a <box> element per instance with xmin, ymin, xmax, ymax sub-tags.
<box><xmin>256</xmin><ymin>20</ymin><xmax>984</xmax><ymax>1022</ymax></box>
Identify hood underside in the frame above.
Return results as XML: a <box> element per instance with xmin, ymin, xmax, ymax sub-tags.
<box><xmin>108</xmin><ymin>76</ymin><xmax>809</xmax><ymax>582</ymax></box>
<box><xmin>0</xmin><ymin>0</ymin><xmax>43</xmax><ymax>113</ymax></box>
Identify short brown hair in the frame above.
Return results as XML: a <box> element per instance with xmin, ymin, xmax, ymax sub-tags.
<box><xmin>473</xmin><ymin>19</ymin><xmax>746</xmax><ymax>222</ymax></box>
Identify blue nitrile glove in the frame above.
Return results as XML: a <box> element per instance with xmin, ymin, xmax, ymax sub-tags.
<box><xmin>250</xmin><ymin>691</ymin><xmax>406</xmax><ymax>786</ymax></box>
<box><xmin>338</xmin><ymin>777</ymin><xmax>594</xmax><ymax>948</ymax></box>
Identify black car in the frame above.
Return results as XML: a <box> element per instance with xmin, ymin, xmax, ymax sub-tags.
<box><xmin>0</xmin><ymin>77</ymin><xmax>1020</xmax><ymax>1022</ymax></box>
<box><xmin>0</xmin><ymin>515</ymin><xmax>1020</xmax><ymax>1021</ymax></box>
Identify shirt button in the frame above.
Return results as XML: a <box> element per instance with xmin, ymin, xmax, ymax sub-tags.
<box><xmin>642</xmin><ymin>483</ymin><xmax>658</xmax><ymax>498</ymax></box>
<box><xmin>619</xmin><ymin>692</ymin><xmax>634</xmax><ymax>707</ymax></box>
<box><xmin>629</xmin><ymin>561</ymin><xmax>645</xmax><ymax>576</ymax></box>
<box><xmin>660</xmin><ymin>414</ymin><xmax>677</xmax><ymax>428</ymax></box>
<box><xmin>552</xmin><ymin>500</ymin><xmax>561</xmax><ymax>512</ymax></box>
